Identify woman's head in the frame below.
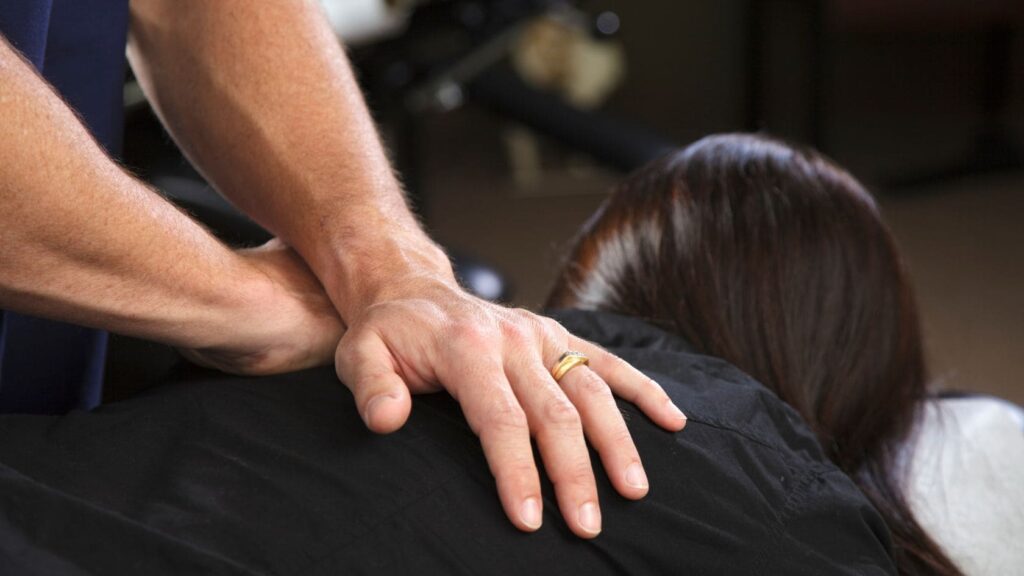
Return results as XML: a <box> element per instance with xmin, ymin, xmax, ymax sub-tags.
<box><xmin>550</xmin><ymin>133</ymin><xmax>924</xmax><ymax>466</ymax></box>
<box><xmin>549</xmin><ymin>134</ymin><xmax>957</xmax><ymax>575</ymax></box>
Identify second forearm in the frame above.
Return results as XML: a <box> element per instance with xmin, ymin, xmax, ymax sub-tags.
<box><xmin>127</xmin><ymin>0</ymin><xmax>454</xmax><ymax>317</ymax></box>
<box><xmin>0</xmin><ymin>39</ymin><xmax>271</xmax><ymax>350</ymax></box>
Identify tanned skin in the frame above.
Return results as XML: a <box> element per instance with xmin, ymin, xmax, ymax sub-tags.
<box><xmin>0</xmin><ymin>0</ymin><xmax>686</xmax><ymax>538</ymax></box>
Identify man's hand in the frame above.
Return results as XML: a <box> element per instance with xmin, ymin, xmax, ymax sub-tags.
<box><xmin>178</xmin><ymin>240</ymin><xmax>345</xmax><ymax>376</ymax></box>
<box><xmin>335</xmin><ymin>276</ymin><xmax>687</xmax><ymax>538</ymax></box>
<box><xmin>126</xmin><ymin>0</ymin><xmax>686</xmax><ymax>538</ymax></box>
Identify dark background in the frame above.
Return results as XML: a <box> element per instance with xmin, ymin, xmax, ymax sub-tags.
<box><xmin>122</xmin><ymin>0</ymin><xmax>1024</xmax><ymax>405</ymax></box>
<box><xmin>401</xmin><ymin>1</ymin><xmax>1024</xmax><ymax>404</ymax></box>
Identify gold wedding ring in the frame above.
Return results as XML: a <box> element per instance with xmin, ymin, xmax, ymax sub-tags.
<box><xmin>551</xmin><ymin>351</ymin><xmax>590</xmax><ymax>382</ymax></box>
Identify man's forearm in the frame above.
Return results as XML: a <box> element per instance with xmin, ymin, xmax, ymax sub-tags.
<box><xmin>127</xmin><ymin>0</ymin><xmax>454</xmax><ymax>319</ymax></box>
<box><xmin>0</xmin><ymin>37</ymin><xmax>272</xmax><ymax>350</ymax></box>
<box><xmin>125</xmin><ymin>2</ymin><xmax>690</xmax><ymax>539</ymax></box>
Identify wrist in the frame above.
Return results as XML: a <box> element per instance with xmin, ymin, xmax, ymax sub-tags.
<box><xmin>184</xmin><ymin>252</ymin><xmax>281</xmax><ymax>351</ymax></box>
<box><xmin>313</xmin><ymin>226</ymin><xmax>457</xmax><ymax>321</ymax></box>
<box><xmin>177</xmin><ymin>246</ymin><xmax>346</xmax><ymax>375</ymax></box>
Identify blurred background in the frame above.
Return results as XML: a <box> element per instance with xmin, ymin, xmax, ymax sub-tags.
<box><xmin>119</xmin><ymin>0</ymin><xmax>1023</xmax><ymax>404</ymax></box>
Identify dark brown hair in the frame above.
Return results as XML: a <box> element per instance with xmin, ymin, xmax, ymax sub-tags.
<box><xmin>548</xmin><ymin>134</ymin><xmax>961</xmax><ymax>576</ymax></box>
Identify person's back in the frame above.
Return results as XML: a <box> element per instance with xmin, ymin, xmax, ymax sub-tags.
<box><xmin>548</xmin><ymin>133</ymin><xmax>966</xmax><ymax>575</ymax></box>
<box><xmin>0</xmin><ymin>310</ymin><xmax>896</xmax><ymax>575</ymax></box>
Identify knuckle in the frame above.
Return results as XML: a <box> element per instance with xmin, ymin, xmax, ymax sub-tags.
<box><xmin>606</xmin><ymin>353</ymin><xmax>632</xmax><ymax>377</ymax></box>
<box><xmin>513</xmin><ymin>310</ymin><xmax>544</xmax><ymax>334</ymax></box>
<box><xmin>609</xmin><ymin>425</ymin><xmax>636</xmax><ymax>449</ymax></box>
<box><xmin>543</xmin><ymin>396</ymin><xmax>581</xmax><ymax>428</ymax></box>
<box><xmin>512</xmin><ymin>307</ymin><xmax>541</xmax><ymax>324</ymax></box>
<box><xmin>451</xmin><ymin>322</ymin><xmax>493</xmax><ymax>349</ymax></box>
<box><xmin>499</xmin><ymin>455</ymin><xmax>540</xmax><ymax>483</ymax></box>
<box><xmin>539</xmin><ymin>319</ymin><xmax>569</xmax><ymax>347</ymax></box>
<box><xmin>540</xmin><ymin>317</ymin><xmax>567</xmax><ymax>338</ymax></box>
<box><xmin>485</xmin><ymin>398</ymin><xmax>529</xmax><ymax>431</ymax></box>
<box><xmin>501</xmin><ymin>465</ymin><xmax>539</xmax><ymax>491</ymax></box>
<box><xmin>512</xmin><ymin>309</ymin><xmax>560</xmax><ymax>340</ymax></box>
<box><xmin>575</xmin><ymin>370</ymin><xmax>611</xmax><ymax>397</ymax></box>
<box><xmin>559</xmin><ymin>463</ymin><xmax>596</xmax><ymax>488</ymax></box>
<box><xmin>500</xmin><ymin>321</ymin><xmax>533</xmax><ymax>350</ymax></box>
<box><xmin>644</xmin><ymin>376</ymin><xmax>670</xmax><ymax>400</ymax></box>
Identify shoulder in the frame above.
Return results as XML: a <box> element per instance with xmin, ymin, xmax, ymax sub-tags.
<box><xmin>550</xmin><ymin>308</ymin><xmax>897</xmax><ymax>574</ymax></box>
<box><xmin>550</xmin><ymin>308</ymin><xmax>835</xmax><ymax>464</ymax></box>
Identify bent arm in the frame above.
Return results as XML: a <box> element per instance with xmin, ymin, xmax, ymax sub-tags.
<box><xmin>0</xmin><ymin>37</ymin><xmax>299</xmax><ymax>356</ymax></box>
<box><xmin>127</xmin><ymin>0</ymin><xmax>452</xmax><ymax>319</ymax></box>
<box><xmin>126</xmin><ymin>0</ymin><xmax>689</xmax><ymax>538</ymax></box>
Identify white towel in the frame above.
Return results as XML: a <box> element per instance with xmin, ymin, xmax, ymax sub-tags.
<box><xmin>905</xmin><ymin>397</ymin><xmax>1024</xmax><ymax>576</ymax></box>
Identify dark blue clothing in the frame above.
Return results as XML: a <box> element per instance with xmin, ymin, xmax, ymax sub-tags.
<box><xmin>0</xmin><ymin>0</ymin><xmax>129</xmax><ymax>413</ymax></box>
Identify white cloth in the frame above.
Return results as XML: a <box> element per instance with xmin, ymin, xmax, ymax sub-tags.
<box><xmin>319</xmin><ymin>0</ymin><xmax>412</xmax><ymax>46</ymax></box>
<box><xmin>905</xmin><ymin>397</ymin><xmax>1024</xmax><ymax>576</ymax></box>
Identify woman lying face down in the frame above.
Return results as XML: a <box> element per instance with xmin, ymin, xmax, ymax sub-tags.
<box><xmin>549</xmin><ymin>133</ymin><xmax>962</xmax><ymax>576</ymax></box>
<box><xmin>0</xmin><ymin>134</ymin><xmax>954</xmax><ymax>575</ymax></box>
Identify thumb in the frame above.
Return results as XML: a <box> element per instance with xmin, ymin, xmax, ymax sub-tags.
<box><xmin>335</xmin><ymin>329</ymin><xmax>413</xmax><ymax>434</ymax></box>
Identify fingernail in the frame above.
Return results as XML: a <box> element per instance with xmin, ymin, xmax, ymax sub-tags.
<box><xmin>578</xmin><ymin>502</ymin><xmax>601</xmax><ymax>535</ymax></box>
<box><xmin>365</xmin><ymin>394</ymin><xmax>398</xmax><ymax>427</ymax></box>
<box><xmin>625</xmin><ymin>462</ymin><xmax>648</xmax><ymax>490</ymax></box>
<box><xmin>667</xmin><ymin>399</ymin><xmax>687</xmax><ymax>421</ymax></box>
<box><xmin>520</xmin><ymin>497</ymin><xmax>542</xmax><ymax>530</ymax></box>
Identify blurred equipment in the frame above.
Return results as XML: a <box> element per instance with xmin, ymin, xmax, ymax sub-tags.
<box><xmin>114</xmin><ymin>0</ymin><xmax>669</xmax><ymax>392</ymax></box>
<box><xmin>319</xmin><ymin>0</ymin><xmax>417</xmax><ymax>46</ymax></box>
<box><xmin>511</xmin><ymin>11</ymin><xmax>625</xmax><ymax>109</ymax></box>
<box><xmin>347</xmin><ymin>0</ymin><xmax>675</xmax><ymax>197</ymax></box>
<box><xmin>123</xmin><ymin>0</ymin><xmax>678</xmax><ymax>302</ymax></box>
<box><xmin>506</xmin><ymin>11</ymin><xmax>626</xmax><ymax>185</ymax></box>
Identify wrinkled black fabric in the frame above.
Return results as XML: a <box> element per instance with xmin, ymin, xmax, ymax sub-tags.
<box><xmin>0</xmin><ymin>310</ymin><xmax>896</xmax><ymax>575</ymax></box>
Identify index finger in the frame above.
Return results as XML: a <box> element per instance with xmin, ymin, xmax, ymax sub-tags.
<box><xmin>570</xmin><ymin>337</ymin><xmax>687</xmax><ymax>432</ymax></box>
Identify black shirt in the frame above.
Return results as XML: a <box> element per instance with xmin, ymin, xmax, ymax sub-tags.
<box><xmin>0</xmin><ymin>310</ymin><xmax>896</xmax><ymax>575</ymax></box>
